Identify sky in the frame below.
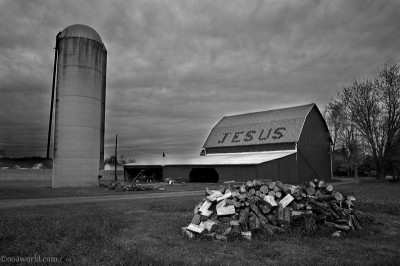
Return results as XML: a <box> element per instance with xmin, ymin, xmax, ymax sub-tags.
<box><xmin>1</xmin><ymin>0</ymin><xmax>400</xmax><ymax>160</ymax></box>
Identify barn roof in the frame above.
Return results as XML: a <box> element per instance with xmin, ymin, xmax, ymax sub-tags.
<box><xmin>203</xmin><ymin>103</ymin><xmax>318</xmax><ymax>148</ymax></box>
<box><xmin>124</xmin><ymin>150</ymin><xmax>297</xmax><ymax>167</ymax></box>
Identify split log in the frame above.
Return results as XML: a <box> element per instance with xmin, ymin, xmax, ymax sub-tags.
<box><xmin>182</xmin><ymin>227</ymin><xmax>195</xmax><ymax>238</ymax></box>
<box><xmin>216</xmin><ymin>205</ymin><xmax>236</xmax><ymax>216</ymax></box>
<box><xmin>264</xmin><ymin>195</ymin><xmax>278</xmax><ymax>206</ymax></box>
<box><xmin>186</xmin><ymin>223</ymin><xmax>205</xmax><ymax>234</ymax></box>
<box><xmin>207</xmin><ymin>191</ymin><xmax>223</xmax><ymax>202</ymax></box>
<box><xmin>279</xmin><ymin>194</ymin><xmax>294</xmax><ymax>208</ymax></box>
<box><xmin>241</xmin><ymin>231</ymin><xmax>252</xmax><ymax>240</ymax></box>
<box><xmin>191</xmin><ymin>213</ymin><xmax>201</xmax><ymax>225</ymax></box>
<box><xmin>200</xmin><ymin>220</ymin><xmax>216</xmax><ymax>232</ymax></box>
<box><xmin>217</xmin><ymin>190</ymin><xmax>232</xmax><ymax>201</ymax></box>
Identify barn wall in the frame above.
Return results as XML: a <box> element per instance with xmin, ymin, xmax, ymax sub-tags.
<box><xmin>298</xmin><ymin>106</ymin><xmax>332</xmax><ymax>180</ymax></box>
<box><xmin>206</xmin><ymin>143</ymin><xmax>296</xmax><ymax>154</ymax></box>
<box><xmin>163</xmin><ymin>165</ymin><xmax>258</xmax><ymax>183</ymax></box>
<box><xmin>215</xmin><ymin>165</ymin><xmax>257</xmax><ymax>182</ymax></box>
<box><xmin>256</xmin><ymin>154</ymin><xmax>299</xmax><ymax>183</ymax></box>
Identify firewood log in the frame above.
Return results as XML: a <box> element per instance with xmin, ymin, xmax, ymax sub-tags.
<box><xmin>277</xmin><ymin>206</ymin><xmax>284</xmax><ymax>225</ymax></box>
<box><xmin>238</xmin><ymin>207</ymin><xmax>250</xmax><ymax>224</ymax></box>
<box><xmin>249</xmin><ymin>188</ymin><xmax>256</xmax><ymax>196</ymax></box>
<box><xmin>265</xmin><ymin>214</ymin><xmax>276</xmax><ymax>225</ymax></box>
<box><xmin>306</xmin><ymin>186</ymin><xmax>315</xmax><ymax>195</ymax></box>
<box><xmin>258</xmin><ymin>218</ymin><xmax>274</xmax><ymax>235</ymax></box>
<box><xmin>274</xmin><ymin>181</ymin><xmax>292</xmax><ymax>195</ymax></box>
<box><xmin>186</xmin><ymin>223</ymin><xmax>205</xmax><ymax>234</ymax></box>
<box><xmin>246</xmin><ymin>180</ymin><xmax>254</xmax><ymax>188</ymax></box>
<box><xmin>309</xmin><ymin>200</ymin><xmax>339</xmax><ymax>219</ymax></box>
<box><xmin>324</xmin><ymin>221</ymin><xmax>350</xmax><ymax>231</ymax></box>
<box><xmin>217</xmin><ymin>205</ymin><xmax>236</xmax><ymax>216</ymax></box>
<box><xmin>191</xmin><ymin>214</ymin><xmax>202</xmax><ymax>225</ymax></box>
<box><xmin>279</xmin><ymin>194</ymin><xmax>294</xmax><ymax>208</ymax></box>
<box><xmin>268</xmin><ymin>182</ymin><xmax>275</xmax><ymax>190</ymax></box>
<box><xmin>351</xmin><ymin>215</ymin><xmax>362</xmax><ymax>230</ymax></box>
<box><xmin>215</xmin><ymin>234</ymin><xmax>228</xmax><ymax>241</ymax></box>
<box><xmin>329</xmin><ymin>202</ymin><xmax>345</xmax><ymax>218</ymax></box>
<box><xmin>227</xmin><ymin>225</ymin><xmax>242</xmax><ymax>241</ymax></box>
<box><xmin>260</xmin><ymin>185</ymin><xmax>269</xmax><ymax>194</ymax></box>
<box><xmin>248</xmin><ymin>215</ymin><xmax>257</xmax><ymax>231</ymax></box>
<box><xmin>347</xmin><ymin>215</ymin><xmax>354</xmax><ymax>230</ymax></box>
<box><xmin>283</xmin><ymin>208</ymin><xmax>291</xmax><ymax>226</ymax></box>
<box><xmin>309</xmin><ymin>205</ymin><xmax>332</xmax><ymax>217</ymax></box>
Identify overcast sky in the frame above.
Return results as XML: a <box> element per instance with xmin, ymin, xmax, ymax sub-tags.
<box><xmin>1</xmin><ymin>0</ymin><xmax>400</xmax><ymax>160</ymax></box>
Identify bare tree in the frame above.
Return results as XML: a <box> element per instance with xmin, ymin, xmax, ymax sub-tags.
<box><xmin>342</xmin><ymin>121</ymin><xmax>367</xmax><ymax>184</ymax></box>
<box><xmin>325</xmin><ymin>99</ymin><xmax>366</xmax><ymax>183</ymax></box>
<box><xmin>338</xmin><ymin>63</ymin><xmax>400</xmax><ymax>180</ymax></box>
<box><xmin>324</xmin><ymin>100</ymin><xmax>346</xmax><ymax>151</ymax></box>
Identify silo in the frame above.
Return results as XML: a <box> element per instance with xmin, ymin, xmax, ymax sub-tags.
<box><xmin>52</xmin><ymin>24</ymin><xmax>107</xmax><ymax>187</ymax></box>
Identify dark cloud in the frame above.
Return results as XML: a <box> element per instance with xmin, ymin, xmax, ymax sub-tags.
<box><xmin>1</xmin><ymin>0</ymin><xmax>400</xmax><ymax>159</ymax></box>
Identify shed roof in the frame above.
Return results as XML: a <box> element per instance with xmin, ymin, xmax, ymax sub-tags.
<box><xmin>203</xmin><ymin>103</ymin><xmax>316</xmax><ymax>148</ymax></box>
<box><xmin>124</xmin><ymin>150</ymin><xmax>296</xmax><ymax>167</ymax></box>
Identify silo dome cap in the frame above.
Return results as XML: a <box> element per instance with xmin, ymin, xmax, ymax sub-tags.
<box><xmin>59</xmin><ymin>24</ymin><xmax>103</xmax><ymax>44</ymax></box>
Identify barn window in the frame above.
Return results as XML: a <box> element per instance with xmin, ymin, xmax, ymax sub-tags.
<box><xmin>189</xmin><ymin>168</ymin><xmax>219</xmax><ymax>183</ymax></box>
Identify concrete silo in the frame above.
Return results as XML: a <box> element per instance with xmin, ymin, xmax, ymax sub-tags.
<box><xmin>52</xmin><ymin>24</ymin><xmax>107</xmax><ymax>187</ymax></box>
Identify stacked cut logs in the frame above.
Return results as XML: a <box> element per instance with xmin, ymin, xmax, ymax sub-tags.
<box><xmin>108</xmin><ymin>181</ymin><xmax>164</xmax><ymax>192</ymax></box>
<box><xmin>182</xmin><ymin>179</ymin><xmax>375</xmax><ymax>241</ymax></box>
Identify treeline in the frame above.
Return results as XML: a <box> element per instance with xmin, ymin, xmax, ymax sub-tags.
<box><xmin>325</xmin><ymin>63</ymin><xmax>400</xmax><ymax>182</ymax></box>
<box><xmin>0</xmin><ymin>156</ymin><xmax>53</xmax><ymax>169</ymax></box>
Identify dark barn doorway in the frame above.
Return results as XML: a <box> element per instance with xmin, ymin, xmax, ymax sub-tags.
<box><xmin>189</xmin><ymin>168</ymin><xmax>219</xmax><ymax>183</ymax></box>
<box><xmin>125</xmin><ymin>167</ymin><xmax>163</xmax><ymax>182</ymax></box>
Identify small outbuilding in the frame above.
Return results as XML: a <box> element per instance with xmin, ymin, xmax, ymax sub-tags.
<box><xmin>124</xmin><ymin>103</ymin><xmax>332</xmax><ymax>184</ymax></box>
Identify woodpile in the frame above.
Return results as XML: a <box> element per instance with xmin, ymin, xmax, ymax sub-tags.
<box><xmin>108</xmin><ymin>181</ymin><xmax>164</xmax><ymax>192</ymax></box>
<box><xmin>182</xmin><ymin>179</ymin><xmax>376</xmax><ymax>241</ymax></box>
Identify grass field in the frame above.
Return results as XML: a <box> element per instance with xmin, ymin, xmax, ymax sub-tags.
<box><xmin>0</xmin><ymin>180</ymin><xmax>399</xmax><ymax>265</ymax></box>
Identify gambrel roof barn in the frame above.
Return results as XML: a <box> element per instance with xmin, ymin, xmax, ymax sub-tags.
<box><xmin>124</xmin><ymin>103</ymin><xmax>332</xmax><ymax>184</ymax></box>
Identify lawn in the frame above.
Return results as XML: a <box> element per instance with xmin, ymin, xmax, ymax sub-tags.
<box><xmin>0</xmin><ymin>181</ymin><xmax>399</xmax><ymax>265</ymax></box>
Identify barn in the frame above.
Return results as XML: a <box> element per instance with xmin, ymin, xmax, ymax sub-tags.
<box><xmin>124</xmin><ymin>103</ymin><xmax>332</xmax><ymax>184</ymax></box>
